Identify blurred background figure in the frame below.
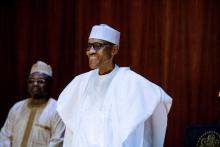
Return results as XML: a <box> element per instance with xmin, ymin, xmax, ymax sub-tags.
<box><xmin>0</xmin><ymin>61</ymin><xmax>65</xmax><ymax>147</ymax></box>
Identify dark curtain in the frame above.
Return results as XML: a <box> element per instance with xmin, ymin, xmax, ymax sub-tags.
<box><xmin>0</xmin><ymin>0</ymin><xmax>220</xmax><ymax>146</ymax></box>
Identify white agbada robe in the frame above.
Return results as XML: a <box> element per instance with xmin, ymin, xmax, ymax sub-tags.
<box><xmin>0</xmin><ymin>98</ymin><xmax>65</xmax><ymax>147</ymax></box>
<box><xmin>57</xmin><ymin>65</ymin><xmax>172</xmax><ymax>147</ymax></box>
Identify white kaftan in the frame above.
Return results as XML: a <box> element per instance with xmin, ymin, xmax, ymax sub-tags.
<box><xmin>57</xmin><ymin>65</ymin><xmax>172</xmax><ymax>147</ymax></box>
<box><xmin>0</xmin><ymin>98</ymin><xmax>65</xmax><ymax>147</ymax></box>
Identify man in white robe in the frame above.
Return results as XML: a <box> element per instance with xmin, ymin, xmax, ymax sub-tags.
<box><xmin>0</xmin><ymin>61</ymin><xmax>65</xmax><ymax>147</ymax></box>
<box><xmin>57</xmin><ymin>24</ymin><xmax>172</xmax><ymax>147</ymax></box>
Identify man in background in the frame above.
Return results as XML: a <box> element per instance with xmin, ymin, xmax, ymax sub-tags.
<box><xmin>0</xmin><ymin>61</ymin><xmax>65</xmax><ymax>147</ymax></box>
<box><xmin>57</xmin><ymin>24</ymin><xmax>172</xmax><ymax>147</ymax></box>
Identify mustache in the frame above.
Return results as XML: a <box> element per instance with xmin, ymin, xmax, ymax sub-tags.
<box><xmin>88</xmin><ymin>53</ymin><xmax>96</xmax><ymax>56</ymax></box>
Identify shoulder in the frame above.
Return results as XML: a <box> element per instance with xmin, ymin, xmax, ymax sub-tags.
<box><xmin>117</xmin><ymin>67</ymin><xmax>162</xmax><ymax>91</ymax></box>
<box><xmin>10</xmin><ymin>99</ymin><xmax>28</xmax><ymax>110</ymax></box>
<box><xmin>58</xmin><ymin>70</ymin><xmax>93</xmax><ymax>93</ymax></box>
<box><xmin>74</xmin><ymin>70</ymin><xmax>94</xmax><ymax>81</ymax></box>
<box><xmin>64</xmin><ymin>70</ymin><xmax>95</xmax><ymax>89</ymax></box>
<box><xmin>7</xmin><ymin>99</ymin><xmax>29</xmax><ymax>116</ymax></box>
<box><xmin>45</xmin><ymin>98</ymin><xmax>58</xmax><ymax>108</ymax></box>
<box><xmin>124</xmin><ymin>68</ymin><xmax>171</xmax><ymax>101</ymax></box>
<box><xmin>42</xmin><ymin>98</ymin><xmax>59</xmax><ymax>117</ymax></box>
<box><xmin>47</xmin><ymin>98</ymin><xmax>57</xmax><ymax>103</ymax></box>
<box><xmin>122</xmin><ymin>68</ymin><xmax>148</xmax><ymax>81</ymax></box>
<box><xmin>117</xmin><ymin>67</ymin><xmax>146</xmax><ymax>82</ymax></box>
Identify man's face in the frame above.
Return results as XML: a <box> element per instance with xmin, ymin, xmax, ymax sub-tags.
<box><xmin>86</xmin><ymin>38</ymin><xmax>116</xmax><ymax>69</ymax></box>
<box><xmin>27</xmin><ymin>72</ymin><xmax>50</xmax><ymax>99</ymax></box>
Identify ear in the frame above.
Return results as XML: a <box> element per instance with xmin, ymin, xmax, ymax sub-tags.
<box><xmin>111</xmin><ymin>45</ymin><xmax>119</xmax><ymax>56</ymax></box>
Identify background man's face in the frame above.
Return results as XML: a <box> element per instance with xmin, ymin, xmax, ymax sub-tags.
<box><xmin>27</xmin><ymin>72</ymin><xmax>50</xmax><ymax>99</ymax></box>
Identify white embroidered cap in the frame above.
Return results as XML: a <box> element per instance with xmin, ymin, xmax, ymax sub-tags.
<box><xmin>30</xmin><ymin>61</ymin><xmax>52</xmax><ymax>77</ymax></box>
<box><xmin>89</xmin><ymin>24</ymin><xmax>120</xmax><ymax>45</ymax></box>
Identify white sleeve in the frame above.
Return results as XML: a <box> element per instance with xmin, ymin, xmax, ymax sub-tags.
<box><xmin>152</xmin><ymin>89</ymin><xmax>172</xmax><ymax>147</ymax></box>
<box><xmin>0</xmin><ymin>106</ymin><xmax>15</xmax><ymax>147</ymax></box>
<box><xmin>63</xmin><ymin>127</ymin><xmax>73</xmax><ymax>147</ymax></box>
<box><xmin>48</xmin><ymin>111</ymin><xmax>65</xmax><ymax>147</ymax></box>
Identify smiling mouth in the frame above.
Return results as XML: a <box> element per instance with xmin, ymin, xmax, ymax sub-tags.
<box><xmin>89</xmin><ymin>54</ymin><xmax>98</xmax><ymax>60</ymax></box>
<box><xmin>32</xmin><ymin>86</ymin><xmax>40</xmax><ymax>91</ymax></box>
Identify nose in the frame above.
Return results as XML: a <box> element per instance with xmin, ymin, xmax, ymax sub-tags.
<box><xmin>33</xmin><ymin>81</ymin><xmax>39</xmax><ymax>85</ymax></box>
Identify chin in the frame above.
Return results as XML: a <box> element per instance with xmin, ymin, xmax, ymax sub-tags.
<box><xmin>89</xmin><ymin>64</ymin><xmax>98</xmax><ymax>69</ymax></box>
<box><xmin>90</xmin><ymin>67</ymin><xmax>98</xmax><ymax>70</ymax></box>
<box><xmin>32</xmin><ymin>96</ymin><xmax>44</xmax><ymax>100</ymax></box>
<box><xmin>32</xmin><ymin>94</ymin><xmax>47</xmax><ymax>99</ymax></box>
